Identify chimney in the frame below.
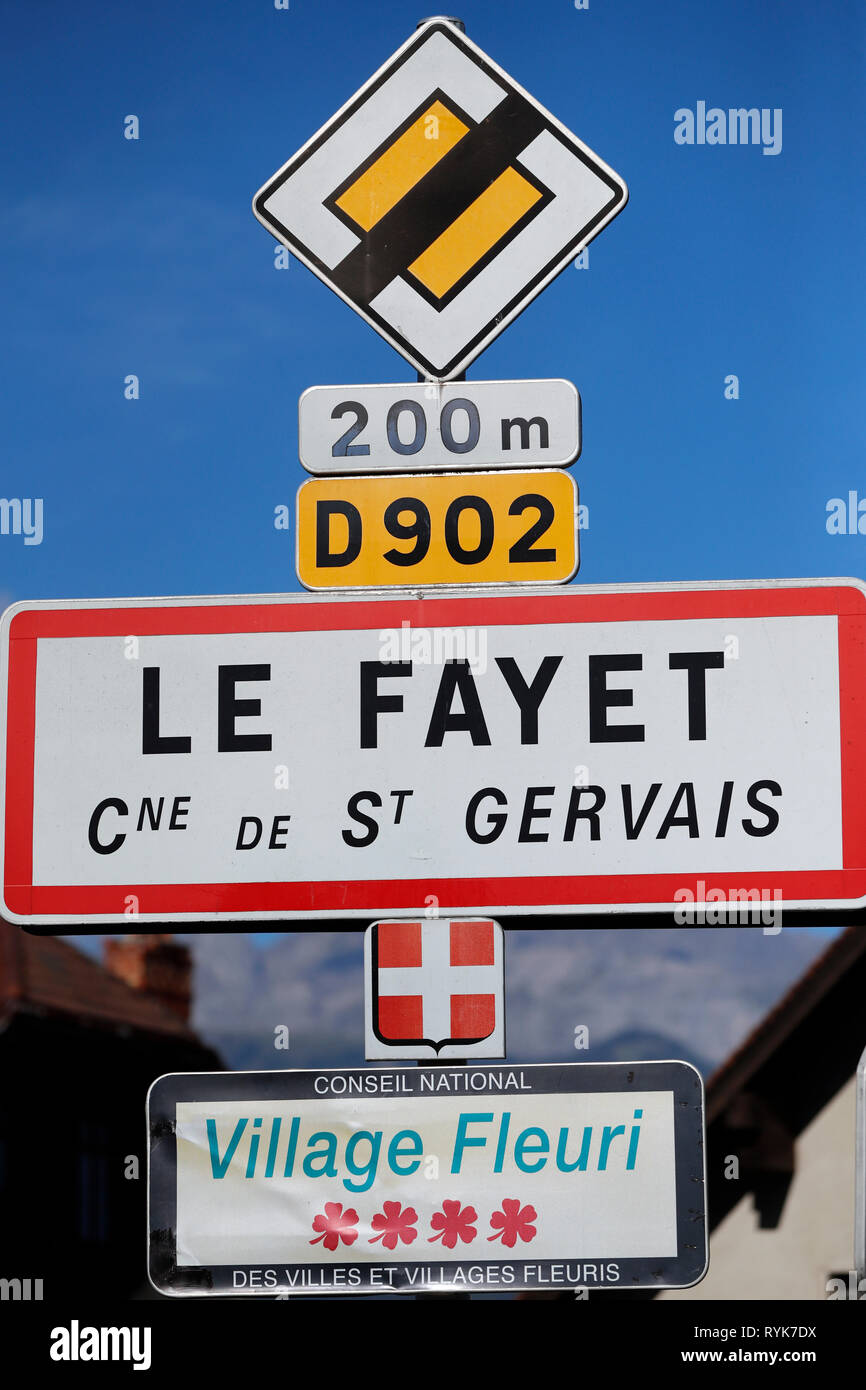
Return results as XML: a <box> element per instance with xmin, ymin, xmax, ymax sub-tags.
<box><xmin>103</xmin><ymin>933</ymin><xmax>193</xmax><ymax>1023</ymax></box>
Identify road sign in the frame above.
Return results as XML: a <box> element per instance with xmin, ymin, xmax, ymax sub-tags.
<box><xmin>296</xmin><ymin>470</ymin><xmax>578</xmax><ymax>590</ymax></box>
<box><xmin>147</xmin><ymin>1061</ymin><xmax>707</xmax><ymax>1296</ymax></box>
<box><xmin>253</xmin><ymin>18</ymin><xmax>627</xmax><ymax>380</ymax></box>
<box><xmin>4</xmin><ymin>579</ymin><xmax>865</xmax><ymax>929</ymax></box>
<box><xmin>364</xmin><ymin>918</ymin><xmax>505</xmax><ymax>1060</ymax></box>
<box><xmin>298</xmin><ymin>380</ymin><xmax>581</xmax><ymax>475</ymax></box>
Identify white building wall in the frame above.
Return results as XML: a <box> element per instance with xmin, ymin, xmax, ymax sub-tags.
<box><xmin>661</xmin><ymin>1074</ymin><xmax>856</xmax><ymax>1301</ymax></box>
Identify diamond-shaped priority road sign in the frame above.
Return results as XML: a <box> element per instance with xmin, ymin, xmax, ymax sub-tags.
<box><xmin>364</xmin><ymin>918</ymin><xmax>505</xmax><ymax>1060</ymax></box>
<box><xmin>253</xmin><ymin>18</ymin><xmax>627</xmax><ymax>380</ymax></box>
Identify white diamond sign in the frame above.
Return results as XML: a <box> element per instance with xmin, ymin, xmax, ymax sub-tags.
<box><xmin>253</xmin><ymin>18</ymin><xmax>627</xmax><ymax>380</ymax></box>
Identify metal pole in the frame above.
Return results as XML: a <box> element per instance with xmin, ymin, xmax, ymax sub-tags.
<box><xmin>856</xmin><ymin>1045</ymin><xmax>866</xmax><ymax>1283</ymax></box>
<box><xmin>417</xmin><ymin>16</ymin><xmax>466</xmax><ymax>31</ymax></box>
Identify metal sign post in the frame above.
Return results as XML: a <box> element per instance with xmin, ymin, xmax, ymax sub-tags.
<box><xmin>856</xmin><ymin>1045</ymin><xmax>866</xmax><ymax>1285</ymax></box>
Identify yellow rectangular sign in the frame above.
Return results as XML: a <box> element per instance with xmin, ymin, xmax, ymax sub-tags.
<box><xmin>296</xmin><ymin>470</ymin><xmax>578</xmax><ymax>590</ymax></box>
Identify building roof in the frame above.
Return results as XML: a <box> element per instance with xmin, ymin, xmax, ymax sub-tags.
<box><xmin>706</xmin><ymin>926</ymin><xmax>866</xmax><ymax>1122</ymax></box>
<box><xmin>0</xmin><ymin>918</ymin><xmax>215</xmax><ymax>1048</ymax></box>
<box><xmin>703</xmin><ymin>925</ymin><xmax>866</xmax><ymax>1234</ymax></box>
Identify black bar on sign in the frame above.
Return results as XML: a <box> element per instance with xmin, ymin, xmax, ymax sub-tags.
<box><xmin>333</xmin><ymin>92</ymin><xmax>546</xmax><ymax>305</ymax></box>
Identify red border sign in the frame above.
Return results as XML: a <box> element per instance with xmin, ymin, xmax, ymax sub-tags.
<box><xmin>3</xmin><ymin>580</ymin><xmax>865</xmax><ymax>927</ymax></box>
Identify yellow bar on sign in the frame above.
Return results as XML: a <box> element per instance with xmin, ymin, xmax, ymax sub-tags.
<box><xmin>408</xmin><ymin>166</ymin><xmax>542</xmax><ymax>298</ymax></box>
<box><xmin>335</xmin><ymin>100</ymin><xmax>469</xmax><ymax>231</ymax></box>
<box><xmin>296</xmin><ymin>470</ymin><xmax>578</xmax><ymax>591</ymax></box>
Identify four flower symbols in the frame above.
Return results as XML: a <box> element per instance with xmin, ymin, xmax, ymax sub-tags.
<box><xmin>310</xmin><ymin>1199</ymin><xmax>537</xmax><ymax>1249</ymax></box>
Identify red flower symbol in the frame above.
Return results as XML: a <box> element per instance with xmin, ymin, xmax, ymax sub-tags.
<box><xmin>309</xmin><ymin>1202</ymin><xmax>359</xmax><ymax>1251</ymax></box>
<box><xmin>428</xmin><ymin>1200</ymin><xmax>478</xmax><ymax>1249</ymax></box>
<box><xmin>488</xmin><ymin>1199</ymin><xmax>537</xmax><ymax>1247</ymax></box>
<box><xmin>369</xmin><ymin>1201</ymin><xmax>418</xmax><ymax>1250</ymax></box>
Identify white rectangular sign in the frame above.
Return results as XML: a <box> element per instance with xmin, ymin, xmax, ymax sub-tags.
<box><xmin>3</xmin><ymin>579</ymin><xmax>865</xmax><ymax>927</ymax></box>
<box><xmin>298</xmin><ymin>380</ymin><xmax>581</xmax><ymax>474</ymax></box>
<box><xmin>147</xmin><ymin>1062</ymin><xmax>706</xmax><ymax>1295</ymax></box>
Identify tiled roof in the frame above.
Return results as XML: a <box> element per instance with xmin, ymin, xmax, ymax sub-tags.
<box><xmin>706</xmin><ymin>924</ymin><xmax>866</xmax><ymax>1121</ymax></box>
<box><xmin>0</xmin><ymin>918</ymin><xmax>209</xmax><ymax>1044</ymax></box>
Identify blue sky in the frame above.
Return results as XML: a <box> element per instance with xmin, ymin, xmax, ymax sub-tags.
<box><xmin>1</xmin><ymin>0</ymin><xmax>863</xmax><ymax>605</ymax></box>
<box><xmin>1</xmin><ymin>3</ymin><xmax>859</xmax><ymax>1016</ymax></box>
